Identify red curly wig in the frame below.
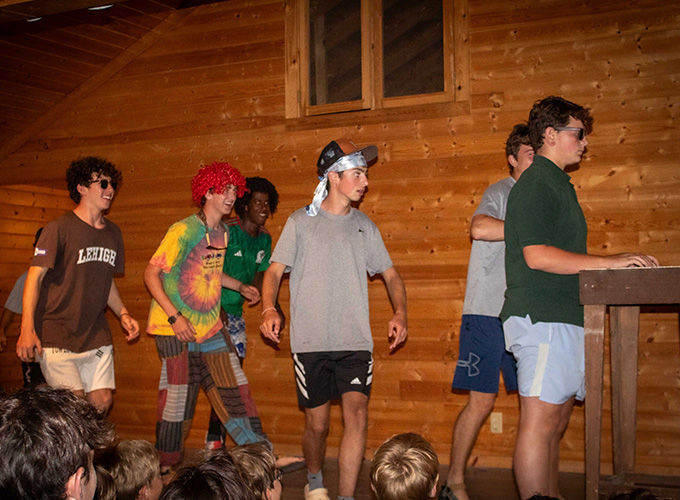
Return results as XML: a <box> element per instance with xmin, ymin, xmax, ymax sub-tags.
<box><xmin>191</xmin><ymin>162</ymin><xmax>248</xmax><ymax>206</ymax></box>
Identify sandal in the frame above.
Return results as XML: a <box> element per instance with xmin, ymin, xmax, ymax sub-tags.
<box><xmin>438</xmin><ymin>482</ymin><xmax>465</xmax><ymax>500</ymax></box>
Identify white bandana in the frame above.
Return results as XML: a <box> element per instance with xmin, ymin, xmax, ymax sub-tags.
<box><xmin>306</xmin><ymin>152</ymin><xmax>368</xmax><ymax>216</ymax></box>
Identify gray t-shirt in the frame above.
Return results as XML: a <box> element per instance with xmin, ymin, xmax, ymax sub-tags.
<box><xmin>271</xmin><ymin>207</ymin><xmax>393</xmax><ymax>353</ymax></box>
<box><xmin>462</xmin><ymin>176</ymin><xmax>515</xmax><ymax>317</ymax></box>
<box><xmin>4</xmin><ymin>271</ymin><xmax>27</xmax><ymax>314</ymax></box>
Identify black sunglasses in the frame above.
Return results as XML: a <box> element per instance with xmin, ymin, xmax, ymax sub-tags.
<box><xmin>555</xmin><ymin>126</ymin><xmax>587</xmax><ymax>141</ymax></box>
<box><xmin>90</xmin><ymin>179</ymin><xmax>118</xmax><ymax>190</ymax></box>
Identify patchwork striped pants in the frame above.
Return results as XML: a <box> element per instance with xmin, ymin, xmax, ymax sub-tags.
<box><xmin>155</xmin><ymin>331</ymin><xmax>269</xmax><ymax>466</ymax></box>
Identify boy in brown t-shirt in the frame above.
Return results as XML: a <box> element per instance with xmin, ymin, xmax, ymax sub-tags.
<box><xmin>16</xmin><ymin>156</ymin><xmax>139</xmax><ymax>414</ymax></box>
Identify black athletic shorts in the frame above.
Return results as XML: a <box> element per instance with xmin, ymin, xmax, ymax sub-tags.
<box><xmin>293</xmin><ymin>351</ymin><xmax>373</xmax><ymax>408</ymax></box>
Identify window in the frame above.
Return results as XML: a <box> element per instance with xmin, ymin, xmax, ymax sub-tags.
<box><xmin>285</xmin><ymin>0</ymin><xmax>469</xmax><ymax>119</ymax></box>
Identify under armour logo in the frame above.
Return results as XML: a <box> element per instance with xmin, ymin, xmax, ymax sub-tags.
<box><xmin>350</xmin><ymin>377</ymin><xmax>362</xmax><ymax>385</ymax></box>
<box><xmin>457</xmin><ymin>352</ymin><xmax>480</xmax><ymax>377</ymax></box>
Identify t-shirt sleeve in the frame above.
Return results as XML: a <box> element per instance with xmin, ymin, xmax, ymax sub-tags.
<box><xmin>270</xmin><ymin>216</ymin><xmax>297</xmax><ymax>271</ymax></box>
<box><xmin>365</xmin><ymin>222</ymin><xmax>393</xmax><ymax>276</ymax></box>
<box><xmin>513</xmin><ymin>176</ymin><xmax>559</xmax><ymax>249</ymax></box>
<box><xmin>31</xmin><ymin>220</ymin><xmax>59</xmax><ymax>269</ymax></box>
<box><xmin>257</xmin><ymin>235</ymin><xmax>273</xmax><ymax>273</ymax></box>
<box><xmin>473</xmin><ymin>183</ymin><xmax>504</xmax><ymax>219</ymax></box>
<box><xmin>149</xmin><ymin>222</ymin><xmax>187</xmax><ymax>273</ymax></box>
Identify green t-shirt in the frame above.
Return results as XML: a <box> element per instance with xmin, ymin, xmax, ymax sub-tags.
<box><xmin>500</xmin><ymin>156</ymin><xmax>588</xmax><ymax>327</ymax></box>
<box><xmin>220</xmin><ymin>217</ymin><xmax>272</xmax><ymax>317</ymax></box>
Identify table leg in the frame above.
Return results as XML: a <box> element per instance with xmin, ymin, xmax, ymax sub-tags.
<box><xmin>610</xmin><ymin>305</ymin><xmax>640</xmax><ymax>478</ymax></box>
<box><xmin>585</xmin><ymin>304</ymin><xmax>606</xmax><ymax>500</ymax></box>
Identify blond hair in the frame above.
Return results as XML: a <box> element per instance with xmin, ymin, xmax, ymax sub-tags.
<box><xmin>370</xmin><ymin>433</ymin><xmax>439</xmax><ymax>500</ymax></box>
<box><xmin>98</xmin><ymin>440</ymin><xmax>160</xmax><ymax>500</ymax></box>
<box><xmin>227</xmin><ymin>442</ymin><xmax>276</xmax><ymax>499</ymax></box>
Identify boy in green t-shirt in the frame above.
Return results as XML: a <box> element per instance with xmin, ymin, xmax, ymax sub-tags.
<box><xmin>205</xmin><ymin>176</ymin><xmax>280</xmax><ymax>450</ymax></box>
<box><xmin>501</xmin><ymin>97</ymin><xmax>658</xmax><ymax>499</ymax></box>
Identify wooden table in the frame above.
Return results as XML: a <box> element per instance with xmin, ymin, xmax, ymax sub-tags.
<box><xmin>580</xmin><ymin>266</ymin><xmax>680</xmax><ymax>500</ymax></box>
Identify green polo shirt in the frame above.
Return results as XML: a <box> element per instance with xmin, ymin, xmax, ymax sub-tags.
<box><xmin>500</xmin><ymin>155</ymin><xmax>588</xmax><ymax>327</ymax></box>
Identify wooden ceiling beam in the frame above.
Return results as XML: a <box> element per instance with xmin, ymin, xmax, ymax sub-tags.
<box><xmin>0</xmin><ymin>6</ymin><xmax>195</xmax><ymax>163</ymax></box>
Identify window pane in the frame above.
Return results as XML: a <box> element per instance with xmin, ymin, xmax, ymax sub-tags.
<box><xmin>382</xmin><ymin>0</ymin><xmax>444</xmax><ymax>98</ymax></box>
<box><xmin>309</xmin><ymin>0</ymin><xmax>362</xmax><ymax>106</ymax></box>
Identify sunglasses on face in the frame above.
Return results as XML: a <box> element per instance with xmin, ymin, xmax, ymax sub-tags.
<box><xmin>90</xmin><ymin>179</ymin><xmax>118</xmax><ymax>190</ymax></box>
<box><xmin>275</xmin><ymin>469</ymin><xmax>283</xmax><ymax>482</ymax></box>
<box><xmin>555</xmin><ymin>126</ymin><xmax>587</xmax><ymax>141</ymax></box>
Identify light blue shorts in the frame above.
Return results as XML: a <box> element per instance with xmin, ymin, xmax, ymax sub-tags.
<box><xmin>503</xmin><ymin>315</ymin><xmax>585</xmax><ymax>404</ymax></box>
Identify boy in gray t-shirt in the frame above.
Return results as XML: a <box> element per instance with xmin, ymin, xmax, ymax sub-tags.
<box><xmin>260</xmin><ymin>139</ymin><xmax>408</xmax><ymax>500</ymax></box>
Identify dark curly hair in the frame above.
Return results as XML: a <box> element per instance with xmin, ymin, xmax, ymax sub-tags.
<box><xmin>505</xmin><ymin>123</ymin><xmax>532</xmax><ymax>171</ymax></box>
<box><xmin>159</xmin><ymin>454</ymin><xmax>253</xmax><ymax>500</ymax></box>
<box><xmin>0</xmin><ymin>386</ymin><xmax>116</xmax><ymax>500</ymax></box>
<box><xmin>234</xmin><ymin>177</ymin><xmax>279</xmax><ymax>219</ymax></box>
<box><xmin>66</xmin><ymin>156</ymin><xmax>122</xmax><ymax>204</ymax></box>
<box><xmin>528</xmin><ymin>96</ymin><xmax>593</xmax><ymax>151</ymax></box>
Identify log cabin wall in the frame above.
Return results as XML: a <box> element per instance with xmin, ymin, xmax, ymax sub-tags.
<box><xmin>0</xmin><ymin>0</ymin><xmax>679</xmax><ymax>476</ymax></box>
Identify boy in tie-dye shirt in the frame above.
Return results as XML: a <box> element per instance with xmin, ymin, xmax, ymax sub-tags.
<box><xmin>144</xmin><ymin>162</ymin><xmax>265</xmax><ymax>470</ymax></box>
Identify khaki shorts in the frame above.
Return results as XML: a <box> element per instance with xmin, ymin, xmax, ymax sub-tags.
<box><xmin>37</xmin><ymin>345</ymin><xmax>115</xmax><ymax>393</ymax></box>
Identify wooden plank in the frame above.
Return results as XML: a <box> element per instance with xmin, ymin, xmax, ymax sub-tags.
<box><xmin>580</xmin><ymin>267</ymin><xmax>680</xmax><ymax>305</ymax></box>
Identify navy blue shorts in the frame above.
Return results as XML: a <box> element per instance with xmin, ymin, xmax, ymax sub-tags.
<box><xmin>293</xmin><ymin>351</ymin><xmax>373</xmax><ymax>408</ymax></box>
<box><xmin>452</xmin><ymin>314</ymin><xmax>518</xmax><ymax>393</ymax></box>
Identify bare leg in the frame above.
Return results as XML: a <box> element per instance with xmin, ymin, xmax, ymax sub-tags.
<box><xmin>338</xmin><ymin>392</ymin><xmax>369</xmax><ymax>498</ymax></box>
<box><xmin>86</xmin><ymin>388</ymin><xmax>113</xmax><ymax>415</ymax></box>
<box><xmin>548</xmin><ymin>397</ymin><xmax>575</xmax><ymax>498</ymax></box>
<box><xmin>445</xmin><ymin>391</ymin><xmax>497</xmax><ymax>500</ymax></box>
<box><xmin>303</xmin><ymin>402</ymin><xmax>331</xmax><ymax>475</ymax></box>
<box><xmin>513</xmin><ymin>396</ymin><xmax>567</xmax><ymax>499</ymax></box>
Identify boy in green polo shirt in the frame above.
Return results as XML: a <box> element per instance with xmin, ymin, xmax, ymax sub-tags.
<box><xmin>501</xmin><ymin>96</ymin><xmax>658</xmax><ymax>499</ymax></box>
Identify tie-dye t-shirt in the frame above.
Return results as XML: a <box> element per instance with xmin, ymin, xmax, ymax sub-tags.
<box><xmin>147</xmin><ymin>214</ymin><xmax>228</xmax><ymax>342</ymax></box>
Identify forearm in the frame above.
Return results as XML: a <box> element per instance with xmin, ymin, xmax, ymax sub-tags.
<box><xmin>0</xmin><ymin>309</ymin><xmax>15</xmax><ymax>335</ymax></box>
<box><xmin>523</xmin><ymin>245</ymin><xmax>658</xmax><ymax>275</ymax></box>
<box><xmin>221</xmin><ymin>273</ymin><xmax>244</xmax><ymax>292</ymax></box>
<box><xmin>262</xmin><ymin>264</ymin><xmax>285</xmax><ymax>310</ymax></box>
<box><xmin>20</xmin><ymin>267</ymin><xmax>46</xmax><ymax>330</ymax></box>
<box><xmin>107</xmin><ymin>281</ymin><xmax>129</xmax><ymax>317</ymax></box>
<box><xmin>383</xmin><ymin>267</ymin><xmax>407</xmax><ymax>315</ymax></box>
<box><xmin>470</xmin><ymin>214</ymin><xmax>504</xmax><ymax>241</ymax></box>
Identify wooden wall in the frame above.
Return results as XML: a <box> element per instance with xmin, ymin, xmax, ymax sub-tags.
<box><xmin>1</xmin><ymin>0</ymin><xmax>679</xmax><ymax>476</ymax></box>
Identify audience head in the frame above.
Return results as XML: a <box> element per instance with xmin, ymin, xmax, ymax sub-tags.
<box><xmin>66</xmin><ymin>156</ymin><xmax>122</xmax><ymax>204</ymax></box>
<box><xmin>97</xmin><ymin>439</ymin><xmax>163</xmax><ymax>500</ymax></box>
<box><xmin>528</xmin><ymin>96</ymin><xmax>593</xmax><ymax>151</ymax></box>
<box><xmin>0</xmin><ymin>386</ymin><xmax>116</xmax><ymax>500</ymax></box>
<box><xmin>228</xmin><ymin>442</ymin><xmax>280</xmax><ymax>500</ymax></box>
<box><xmin>94</xmin><ymin>465</ymin><xmax>117</xmax><ymax>500</ymax></box>
<box><xmin>159</xmin><ymin>454</ymin><xmax>253</xmax><ymax>500</ymax></box>
<box><xmin>370</xmin><ymin>433</ymin><xmax>439</xmax><ymax>500</ymax></box>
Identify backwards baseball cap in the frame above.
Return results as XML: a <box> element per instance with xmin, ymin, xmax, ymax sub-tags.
<box><xmin>307</xmin><ymin>139</ymin><xmax>378</xmax><ymax>216</ymax></box>
<box><xmin>317</xmin><ymin>138</ymin><xmax>378</xmax><ymax>174</ymax></box>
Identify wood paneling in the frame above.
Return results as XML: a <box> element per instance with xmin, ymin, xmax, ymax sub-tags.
<box><xmin>0</xmin><ymin>0</ymin><xmax>679</xmax><ymax>479</ymax></box>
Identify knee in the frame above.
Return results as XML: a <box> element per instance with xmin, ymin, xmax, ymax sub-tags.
<box><xmin>88</xmin><ymin>390</ymin><xmax>113</xmax><ymax>414</ymax></box>
<box><xmin>467</xmin><ymin>393</ymin><xmax>496</xmax><ymax>418</ymax></box>
<box><xmin>306</xmin><ymin>418</ymin><xmax>330</xmax><ymax>438</ymax></box>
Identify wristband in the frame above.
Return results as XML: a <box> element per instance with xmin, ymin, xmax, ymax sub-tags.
<box><xmin>120</xmin><ymin>312</ymin><xmax>130</xmax><ymax>318</ymax></box>
<box><xmin>168</xmin><ymin>311</ymin><xmax>183</xmax><ymax>325</ymax></box>
<box><xmin>261</xmin><ymin>307</ymin><xmax>277</xmax><ymax>316</ymax></box>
